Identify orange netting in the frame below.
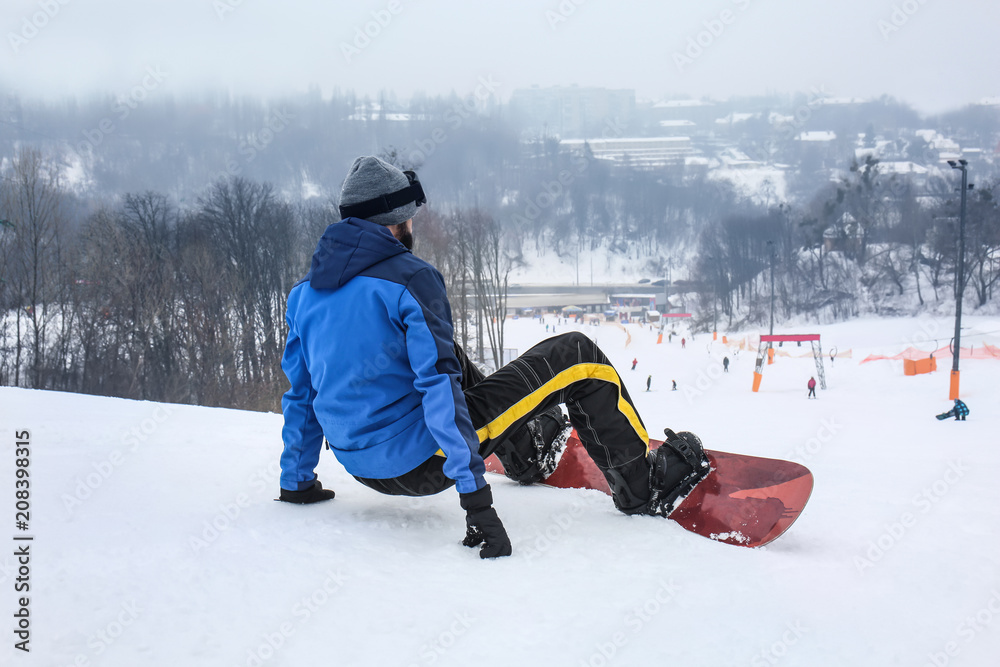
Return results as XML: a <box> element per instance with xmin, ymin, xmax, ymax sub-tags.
<box><xmin>860</xmin><ymin>343</ymin><xmax>1000</xmax><ymax>364</ymax></box>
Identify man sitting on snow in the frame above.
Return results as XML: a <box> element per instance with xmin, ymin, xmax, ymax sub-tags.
<box><xmin>276</xmin><ymin>156</ymin><xmax>709</xmax><ymax>558</ymax></box>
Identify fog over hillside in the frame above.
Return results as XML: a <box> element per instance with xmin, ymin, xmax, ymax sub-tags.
<box><xmin>2</xmin><ymin>2</ymin><xmax>998</xmax><ymax>413</ymax></box>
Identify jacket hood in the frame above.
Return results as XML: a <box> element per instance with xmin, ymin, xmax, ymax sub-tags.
<box><xmin>306</xmin><ymin>217</ymin><xmax>409</xmax><ymax>289</ymax></box>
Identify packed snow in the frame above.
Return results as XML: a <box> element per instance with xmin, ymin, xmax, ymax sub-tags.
<box><xmin>1</xmin><ymin>314</ymin><xmax>998</xmax><ymax>666</ymax></box>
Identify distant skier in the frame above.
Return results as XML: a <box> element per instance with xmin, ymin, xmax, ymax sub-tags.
<box><xmin>672</xmin><ymin>380</ymin><xmax>677</xmax><ymax>391</ymax></box>
<box><xmin>632</xmin><ymin>358</ymin><xmax>638</xmax><ymax>370</ymax></box>
<box><xmin>681</xmin><ymin>337</ymin><xmax>686</xmax><ymax>349</ymax></box>
<box><xmin>807</xmin><ymin>376</ymin><xmax>817</xmax><ymax>399</ymax></box>
<box><xmin>646</xmin><ymin>375</ymin><xmax>652</xmax><ymax>391</ymax></box>
<box><xmin>936</xmin><ymin>399</ymin><xmax>970</xmax><ymax>421</ymax></box>
<box><xmin>277</xmin><ymin>156</ymin><xmax>710</xmax><ymax>560</ymax></box>
<box><xmin>723</xmin><ymin>356</ymin><xmax>729</xmax><ymax>373</ymax></box>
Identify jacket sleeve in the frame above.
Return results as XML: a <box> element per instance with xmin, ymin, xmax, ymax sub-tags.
<box><xmin>279</xmin><ymin>308</ymin><xmax>326</xmax><ymax>491</ymax></box>
<box><xmin>398</xmin><ymin>267</ymin><xmax>486</xmax><ymax>494</ymax></box>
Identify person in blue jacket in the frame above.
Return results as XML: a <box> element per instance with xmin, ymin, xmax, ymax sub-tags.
<box><xmin>277</xmin><ymin>156</ymin><xmax>709</xmax><ymax>559</ymax></box>
<box><xmin>936</xmin><ymin>399</ymin><xmax>970</xmax><ymax>421</ymax></box>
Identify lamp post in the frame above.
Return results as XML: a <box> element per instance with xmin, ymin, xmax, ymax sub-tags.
<box><xmin>947</xmin><ymin>159</ymin><xmax>969</xmax><ymax>400</ymax></box>
<box><xmin>663</xmin><ymin>257</ymin><xmax>672</xmax><ymax>314</ymax></box>
<box><xmin>707</xmin><ymin>255</ymin><xmax>718</xmax><ymax>335</ymax></box>
<box><xmin>767</xmin><ymin>240</ymin><xmax>775</xmax><ymax>339</ymax></box>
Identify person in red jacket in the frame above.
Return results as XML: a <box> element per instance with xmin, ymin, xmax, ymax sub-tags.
<box><xmin>807</xmin><ymin>377</ymin><xmax>817</xmax><ymax>399</ymax></box>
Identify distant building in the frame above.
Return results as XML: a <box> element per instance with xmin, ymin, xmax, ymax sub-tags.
<box><xmin>560</xmin><ymin>136</ymin><xmax>694</xmax><ymax>168</ymax></box>
<box><xmin>651</xmin><ymin>99</ymin><xmax>717</xmax><ymax>124</ymax></box>
<box><xmin>797</xmin><ymin>131</ymin><xmax>837</xmax><ymax>142</ymax></box>
<box><xmin>510</xmin><ymin>86</ymin><xmax>635</xmax><ymax>138</ymax></box>
<box><xmin>658</xmin><ymin>119</ymin><xmax>697</xmax><ymax>135</ymax></box>
<box><xmin>874</xmin><ymin>161</ymin><xmax>930</xmax><ymax>189</ymax></box>
<box><xmin>824</xmin><ymin>212</ymin><xmax>864</xmax><ymax>254</ymax></box>
<box><xmin>915</xmin><ymin>129</ymin><xmax>962</xmax><ymax>161</ymax></box>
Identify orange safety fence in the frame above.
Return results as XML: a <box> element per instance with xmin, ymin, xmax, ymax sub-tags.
<box><xmin>861</xmin><ymin>343</ymin><xmax>1000</xmax><ymax>364</ymax></box>
<box><xmin>615</xmin><ymin>323</ymin><xmax>633</xmax><ymax>348</ymax></box>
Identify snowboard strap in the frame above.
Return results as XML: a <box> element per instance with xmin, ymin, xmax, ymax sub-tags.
<box><xmin>661</xmin><ymin>429</ymin><xmax>707</xmax><ymax>472</ymax></box>
<box><xmin>648</xmin><ymin>429</ymin><xmax>711</xmax><ymax>517</ymax></box>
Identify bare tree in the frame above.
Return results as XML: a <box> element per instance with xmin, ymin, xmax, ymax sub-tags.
<box><xmin>0</xmin><ymin>147</ymin><xmax>68</xmax><ymax>388</ymax></box>
<box><xmin>195</xmin><ymin>177</ymin><xmax>298</xmax><ymax>405</ymax></box>
<box><xmin>461</xmin><ymin>209</ymin><xmax>511</xmax><ymax>369</ymax></box>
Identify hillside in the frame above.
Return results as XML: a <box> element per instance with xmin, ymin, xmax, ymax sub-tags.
<box><xmin>1</xmin><ymin>315</ymin><xmax>998</xmax><ymax>666</ymax></box>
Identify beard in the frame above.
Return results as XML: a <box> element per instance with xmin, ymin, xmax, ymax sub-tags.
<box><xmin>398</xmin><ymin>227</ymin><xmax>414</xmax><ymax>250</ymax></box>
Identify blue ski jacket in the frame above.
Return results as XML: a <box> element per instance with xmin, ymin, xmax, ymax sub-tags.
<box><xmin>279</xmin><ymin>217</ymin><xmax>486</xmax><ymax>494</ymax></box>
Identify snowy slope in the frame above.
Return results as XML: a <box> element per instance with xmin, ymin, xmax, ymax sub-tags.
<box><xmin>1</xmin><ymin>315</ymin><xmax>998</xmax><ymax>666</ymax></box>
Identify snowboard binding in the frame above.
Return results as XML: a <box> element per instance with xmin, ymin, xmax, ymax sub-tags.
<box><xmin>495</xmin><ymin>406</ymin><xmax>572</xmax><ymax>485</ymax></box>
<box><xmin>647</xmin><ymin>428</ymin><xmax>711</xmax><ymax>517</ymax></box>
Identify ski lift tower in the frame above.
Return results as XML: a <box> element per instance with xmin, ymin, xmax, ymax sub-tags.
<box><xmin>752</xmin><ymin>334</ymin><xmax>826</xmax><ymax>392</ymax></box>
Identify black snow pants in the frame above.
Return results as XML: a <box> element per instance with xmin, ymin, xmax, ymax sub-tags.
<box><xmin>354</xmin><ymin>332</ymin><xmax>652</xmax><ymax>514</ymax></box>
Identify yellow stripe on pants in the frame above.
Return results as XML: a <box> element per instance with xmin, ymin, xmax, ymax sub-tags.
<box><xmin>474</xmin><ymin>363</ymin><xmax>649</xmax><ymax>451</ymax></box>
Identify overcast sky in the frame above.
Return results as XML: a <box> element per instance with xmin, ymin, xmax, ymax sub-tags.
<box><xmin>2</xmin><ymin>0</ymin><xmax>997</xmax><ymax>114</ymax></box>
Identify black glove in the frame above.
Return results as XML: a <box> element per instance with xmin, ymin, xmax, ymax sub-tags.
<box><xmin>459</xmin><ymin>484</ymin><xmax>512</xmax><ymax>559</ymax></box>
<box><xmin>278</xmin><ymin>479</ymin><xmax>336</xmax><ymax>504</ymax></box>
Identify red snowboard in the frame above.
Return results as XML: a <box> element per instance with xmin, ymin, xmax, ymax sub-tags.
<box><xmin>485</xmin><ymin>431</ymin><xmax>813</xmax><ymax>548</ymax></box>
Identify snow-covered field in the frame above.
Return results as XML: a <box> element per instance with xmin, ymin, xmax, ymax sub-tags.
<box><xmin>1</xmin><ymin>315</ymin><xmax>998</xmax><ymax>666</ymax></box>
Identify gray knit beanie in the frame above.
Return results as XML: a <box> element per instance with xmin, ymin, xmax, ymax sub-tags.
<box><xmin>339</xmin><ymin>156</ymin><xmax>418</xmax><ymax>226</ymax></box>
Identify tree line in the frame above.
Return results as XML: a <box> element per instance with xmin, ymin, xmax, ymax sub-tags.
<box><xmin>0</xmin><ymin>147</ymin><xmax>525</xmax><ymax>410</ymax></box>
<box><xmin>689</xmin><ymin>156</ymin><xmax>1000</xmax><ymax>331</ymax></box>
<box><xmin>1</xmin><ymin>114</ymin><xmax>998</xmax><ymax>409</ymax></box>
<box><xmin>1</xmin><ymin>148</ymin><xmax>320</xmax><ymax>408</ymax></box>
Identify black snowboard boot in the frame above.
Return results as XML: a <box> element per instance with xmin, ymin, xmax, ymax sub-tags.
<box><xmin>494</xmin><ymin>406</ymin><xmax>572</xmax><ymax>485</ymax></box>
<box><xmin>647</xmin><ymin>428</ymin><xmax>711</xmax><ymax>517</ymax></box>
